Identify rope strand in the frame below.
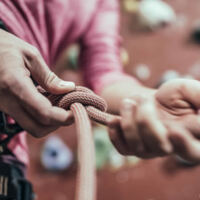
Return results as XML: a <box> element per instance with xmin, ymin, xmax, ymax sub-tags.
<box><xmin>39</xmin><ymin>86</ymin><xmax>120</xmax><ymax>200</ymax></box>
<box><xmin>71</xmin><ymin>103</ymin><xmax>96</xmax><ymax>200</ymax></box>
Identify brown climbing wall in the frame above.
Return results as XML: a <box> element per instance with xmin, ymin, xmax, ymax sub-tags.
<box><xmin>27</xmin><ymin>0</ymin><xmax>200</xmax><ymax>200</ymax></box>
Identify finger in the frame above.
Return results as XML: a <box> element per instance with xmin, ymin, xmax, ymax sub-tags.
<box><xmin>120</xmin><ymin>99</ymin><xmax>145</xmax><ymax>155</ymax></box>
<box><xmin>138</xmin><ymin>123</ymin><xmax>168</xmax><ymax>157</ymax></box>
<box><xmin>10</xmin><ymin>76</ymin><xmax>74</xmax><ymax>126</ymax></box>
<box><xmin>23</xmin><ymin>46</ymin><xmax>75</xmax><ymax>94</ymax></box>
<box><xmin>137</xmin><ymin>102</ymin><xmax>172</xmax><ymax>155</ymax></box>
<box><xmin>108</xmin><ymin>116</ymin><xmax>156</xmax><ymax>159</ymax></box>
<box><xmin>169</xmin><ymin>127</ymin><xmax>200</xmax><ymax>162</ymax></box>
<box><xmin>182</xmin><ymin>115</ymin><xmax>200</xmax><ymax>139</ymax></box>
<box><xmin>108</xmin><ymin>125</ymin><xmax>129</xmax><ymax>156</ymax></box>
<box><xmin>7</xmin><ymin>102</ymin><xmax>59</xmax><ymax>138</ymax></box>
<box><xmin>108</xmin><ymin>116</ymin><xmax>133</xmax><ymax>155</ymax></box>
<box><xmin>180</xmin><ymin>79</ymin><xmax>200</xmax><ymax>109</ymax></box>
<box><xmin>160</xmin><ymin>79</ymin><xmax>200</xmax><ymax>109</ymax></box>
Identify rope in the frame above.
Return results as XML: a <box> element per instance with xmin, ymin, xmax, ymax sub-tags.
<box><xmin>38</xmin><ymin>86</ymin><xmax>120</xmax><ymax>200</ymax></box>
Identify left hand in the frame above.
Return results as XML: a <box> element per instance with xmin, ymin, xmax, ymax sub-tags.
<box><xmin>108</xmin><ymin>79</ymin><xmax>200</xmax><ymax>162</ymax></box>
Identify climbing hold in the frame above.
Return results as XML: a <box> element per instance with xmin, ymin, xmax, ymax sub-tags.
<box><xmin>156</xmin><ymin>70</ymin><xmax>180</xmax><ymax>87</ymax></box>
<box><xmin>134</xmin><ymin>64</ymin><xmax>151</xmax><ymax>81</ymax></box>
<box><xmin>40</xmin><ymin>136</ymin><xmax>73</xmax><ymax>171</ymax></box>
<box><xmin>138</xmin><ymin>0</ymin><xmax>176</xmax><ymax>30</ymax></box>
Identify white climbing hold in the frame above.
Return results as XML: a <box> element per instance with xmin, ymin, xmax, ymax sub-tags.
<box><xmin>138</xmin><ymin>0</ymin><xmax>176</xmax><ymax>29</ymax></box>
<box><xmin>134</xmin><ymin>64</ymin><xmax>151</xmax><ymax>81</ymax></box>
<box><xmin>40</xmin><ymin>136</ymin><xmax>73</xmax><ymax>171</ymax></box>
<box><xmin>159</xmin><ymin>70</ymin><xmax>180</xmax><ymax>85</ymax></box>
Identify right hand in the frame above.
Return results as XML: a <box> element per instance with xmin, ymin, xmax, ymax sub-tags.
<box><xmin>0</xmin><ymin>29</ymin><xmax>76</xmax><ymax>138</ymax></box>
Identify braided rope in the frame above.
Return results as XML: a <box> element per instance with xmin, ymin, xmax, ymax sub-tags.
<box><xmin>39</xmin><ymin>86</ymin><xmax>119</xmax><ymax>200</ymax></box>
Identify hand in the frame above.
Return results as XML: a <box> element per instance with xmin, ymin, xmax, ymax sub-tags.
<box><xmin>0</xmin><ymin>29</ymin><xmax>75</xmax><ymax>138</ymax></box>
<box><xmin>108</xmin><ymin>79</ymin><xmax>200</xmax><ymax>162</ymax></box>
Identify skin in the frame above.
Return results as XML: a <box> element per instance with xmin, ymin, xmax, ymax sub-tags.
<box><xmin>101</xmin><ymin>79</ymin><xmax>200</xmax><ymax>163</ymax></box>
<box><xmin>0</xmin><ymin>29</ymin><xmax>75</xmax><ymax>138</ymax></box>
<box><xmin>2</xmin><ymin>29</ymin><xmax>200</xmax><ymax>163</ymax></box>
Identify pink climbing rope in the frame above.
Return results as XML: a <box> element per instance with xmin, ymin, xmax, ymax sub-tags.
<box><xmin>39</xmin><ymin>86</ymin><xmax>120</xmax><ymax>200</ymax></box>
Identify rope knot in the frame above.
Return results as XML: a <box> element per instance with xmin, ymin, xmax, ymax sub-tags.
<box><xmin>38</xmin><ymin>86</ymin><xmax>107</xmax><ymax>113</ymax></box>
<box><xmin>38</xmin><ymin>85</ymin><xmax>119</xmax><ymax>200</ymax></box>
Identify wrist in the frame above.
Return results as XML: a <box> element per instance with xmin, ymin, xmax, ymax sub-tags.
<box><xmin>100</xmin><ymin>80</ymin><xmax>157</xmax><ymax>113</ymax></box>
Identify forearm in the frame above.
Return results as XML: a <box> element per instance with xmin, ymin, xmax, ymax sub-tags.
<box><xmin>79</xmin><ymin>0</ymin><xmax>155</xmax><ymax>112</ymax></box>
<box><xmin>100</xmin><ymin>80</ymin><xmax>156</xmax><ymax>114</ymax></box>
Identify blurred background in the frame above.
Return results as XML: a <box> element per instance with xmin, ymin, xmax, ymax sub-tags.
<box><xmin>27</xmin><ymin>0</ymin><xmax>200</xmax><ymax>199</ymax></box>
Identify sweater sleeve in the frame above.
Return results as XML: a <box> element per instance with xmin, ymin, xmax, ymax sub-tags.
<box><xmin>79</xmin><ymin>0</ymin><xmax>138</xmax><ymax>94</ymax></box>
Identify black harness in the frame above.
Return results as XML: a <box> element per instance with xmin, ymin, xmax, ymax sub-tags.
<box><xmin>0</xmin><ymin>112</ymin><xmax>23</xmax><ymax>154</ymax></box>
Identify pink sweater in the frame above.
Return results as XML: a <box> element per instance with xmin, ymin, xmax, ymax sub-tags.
<box><xmin>0</xmin><ymin>0</ymin><xmax>135</xmax><ymax>165</ymax></box>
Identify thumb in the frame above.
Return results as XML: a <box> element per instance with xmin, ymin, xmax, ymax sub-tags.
<box><xmin>157</xmin><ymin>79</ymin><xmax>200</xmax><ymax>109</ymax></box>
<box><xmin>24</xmin><ymin>47</ymin><xmax>75</xmax><ymax>94</ymax></box>
<box><xmin>176</xmin><ymin>79</ymin><xmax>200</xmax><ymax>109</ymax></box>
<box><xmin>42</xmin><ymin>71</ymin><xmax>76</xmax><ymax>94</ymax></box>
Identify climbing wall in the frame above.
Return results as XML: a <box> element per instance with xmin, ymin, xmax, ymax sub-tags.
<box><xmin>27</xmin><ymin>0</ymin><xmax>200</xmax><ymax>200</ymax></box>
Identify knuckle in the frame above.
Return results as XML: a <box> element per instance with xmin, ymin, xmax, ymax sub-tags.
<box><xmin>137</xmin><ymin>118</ymin><xmax>146</xmax><ymax>128</ymax></box>
<box><xmin>0</xmin><ymin>73</ymin><xmax>19</xmax><ymax>91</ymax></box>
<box><xmin>2</xmin><ymin>49</ymin><xmax>21</xmax><ymax>57</ymax></box>
<box><xmin>45</xmin><ymin>71</ymin><xmax>57</xmax><ymax>87</ymax></box>
<box><xmin>122</xmin><ymin>121</ymin><xmax>132</xmax><ymax>132</ymax></box>
<box><xmin>26</xmin><ymin>126</ymin><xmax>40</xmax><ymax>138</ymax></box>
<box><xmin>30</xmin><ymin>46</ymin><xmax>41</xmax><ymax>60</ymax></box>
<box><xmin>38</xmin><ymin>110</ymin><xmax>52</xmax><ymax>125</ymax></box>
<box><xmin>30</xmin><ymin>131</ymin><xmax>41</xmax><ymax>138</ymax></box>
<box><xmin>29</xmin><ymin>127</ymin><xmax>47</xmax><ymax>138</ymax></box>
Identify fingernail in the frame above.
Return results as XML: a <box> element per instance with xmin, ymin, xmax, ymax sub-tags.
<box><xmin>59</xmin><ymin>81</ymin><xmax>75</xmax><ymax>89</ymax></box>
